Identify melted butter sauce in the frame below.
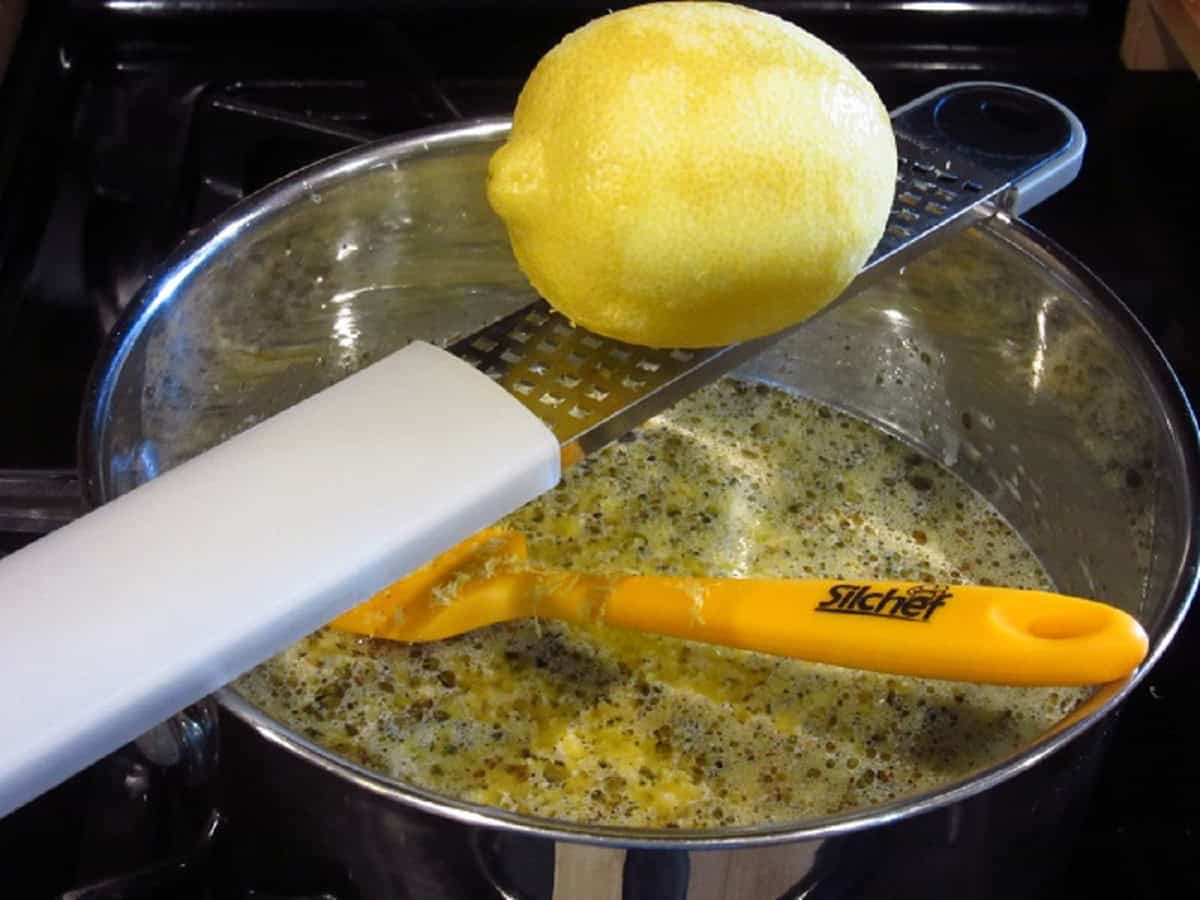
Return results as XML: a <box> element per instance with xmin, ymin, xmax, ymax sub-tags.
<box><xmin>236</xmin><ymin>380</ymin><xmax>1089</xmax><ymax>828</ymax></box>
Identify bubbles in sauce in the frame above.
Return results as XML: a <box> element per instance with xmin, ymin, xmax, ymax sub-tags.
<box><xmin>236</xmin><ymin>380</ymin><xmax>1089</xmax><ymax>828</ymax></box>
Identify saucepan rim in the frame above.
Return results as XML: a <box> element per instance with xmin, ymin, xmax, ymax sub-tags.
<box><xmin>78</xmin><ymin>118</ymin><xmax>1200</xmax><ymax>850</ymax></box>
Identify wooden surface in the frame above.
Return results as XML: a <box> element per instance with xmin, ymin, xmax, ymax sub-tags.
<box><xmin>1122</xmin><ymin>0</ymin><xmax>1200</xmax><ymax>72</ymax></box>
<box><xmin>0</xmin><ymin>0</ymin><xmax>25</xmax><ymax>86</ymax></box>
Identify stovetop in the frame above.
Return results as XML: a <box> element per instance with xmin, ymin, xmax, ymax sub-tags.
<box><xmin>0</xmin><ymin>2</ymin><xmax>1197</xmax><ymax>898</ymax></box>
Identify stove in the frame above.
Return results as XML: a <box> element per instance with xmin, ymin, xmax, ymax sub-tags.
<box><xmin>0</xmin><ymin>2</ymin><xmax>1197</xmax><ymax>897</ymax></box>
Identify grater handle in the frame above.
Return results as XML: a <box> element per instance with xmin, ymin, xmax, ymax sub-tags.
<box><xmin>0</xmin><ymin>342</ymin><xmax>561</xmax><ymax>818</ymax></box>
<box><xmin>891</xmin><ymin>81</ymin><xmax>1086</xmax><ymax>216</ymax></box>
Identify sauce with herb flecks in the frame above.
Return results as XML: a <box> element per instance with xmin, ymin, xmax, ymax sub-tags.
<box><xmin>236</xmin><ymin>379</ymin><xmax>1088</xmax><ymax>828</ymax></box>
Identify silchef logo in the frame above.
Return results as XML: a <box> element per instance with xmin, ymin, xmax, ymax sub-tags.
<box><xmin>815</xmin><ymin>583</ymin><xmax>951</xmax><ymax>623</ymax></box>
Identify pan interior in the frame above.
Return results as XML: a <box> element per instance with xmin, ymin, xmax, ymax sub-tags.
<box><xmin>87</xmin><ymin>125</ymin><xmax>1196</xmax><ymax>841</ymax></box>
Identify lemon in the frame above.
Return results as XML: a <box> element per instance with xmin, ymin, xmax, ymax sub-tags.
<box><xmin>487</xmin><ymin>1</ymin><xmax>896</xmax><ymax>349</ymax></box>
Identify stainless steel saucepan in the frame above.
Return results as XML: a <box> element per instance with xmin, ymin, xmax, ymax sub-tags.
<box><xmin>3</xmin><ymin>93</ymin><xmax>1198</xmax><ymax>898</ymax></box>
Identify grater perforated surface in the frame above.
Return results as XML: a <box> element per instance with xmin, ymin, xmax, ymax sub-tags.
<box><xmin>449</xmin><ymin>300</ymin><xmax>729</xmax><ymax>453</ymax></box>
<box><xmin>873</xmin><ymin>134</ymin><xmax>1010</xmax><ymax>265</ymax></box>
<box><xmin>449</xmin><ymin>132</ymin><xmax>1027</xmax><ymax>457</ymax></box>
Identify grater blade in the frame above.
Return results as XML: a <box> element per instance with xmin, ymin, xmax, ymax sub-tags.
<box><xmin>449</xmin><ymin>83</ymin><xmax>1083</xmax><ymax>463</ymax></box>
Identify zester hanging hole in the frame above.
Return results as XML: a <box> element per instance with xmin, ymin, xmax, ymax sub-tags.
<box><xmin>934</xmin><ymin>87</ymin><xmax>1071</xmax><ymax>157</ymax></box>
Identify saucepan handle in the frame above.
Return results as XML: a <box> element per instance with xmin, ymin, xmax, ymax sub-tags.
<box><xmin>0</xmin><ymin>341</ymin><xmax>561</xmax><ymax>818</ymax></box>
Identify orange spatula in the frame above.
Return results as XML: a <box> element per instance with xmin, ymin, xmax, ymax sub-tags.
<box><xmin>331</xmin><ymin>528</ymin><xmax>1148</xmax><ymax>686</ymax></box>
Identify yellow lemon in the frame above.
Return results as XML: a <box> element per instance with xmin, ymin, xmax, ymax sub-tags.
<box><xmin>487</xmin><ymin>1</ymin><xmax>896</xmax><ymax>349</ymax></box>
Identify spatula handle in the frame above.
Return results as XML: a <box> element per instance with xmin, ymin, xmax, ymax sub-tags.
<box><xmin>0</xmin><ymin>342</ymin><xmax>560</xmax><ymax>818</ymax></box>
<box><xmin>331</xmin><ymin>532</ymin><xmax>1146</xmax><ymax>686</ymax></box>
<box><xmin>590</xmin><ymin>576</ymin><xmax>1147</xmax><ymax>686</ymax></box>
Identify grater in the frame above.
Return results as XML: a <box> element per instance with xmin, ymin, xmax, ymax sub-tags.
<box><xmin>0</xmin><ymin>82</ymin><xmax>1085</xmax><ymax>819</ymax></box>
<box><xmin>450</xmin><ymin>82</ymin><xmax>1084</xmax><ymax>462</ymax></box>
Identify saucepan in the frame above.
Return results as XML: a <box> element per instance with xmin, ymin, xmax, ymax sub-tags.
<box><xmin>6</xmin><ymin>103</ymin><xmax>1198</xmax><ymax>897</ymax></box>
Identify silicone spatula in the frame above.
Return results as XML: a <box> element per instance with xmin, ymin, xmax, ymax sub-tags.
<box><xmin>331</xmin><ymin>529</ymin><xmax>1149</xmax><ymax>687</ymax></box>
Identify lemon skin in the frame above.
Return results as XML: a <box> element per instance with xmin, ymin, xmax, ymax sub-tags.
<box><xmin>488</xmin><ymin>2</ymin><xmax>896</xmax><ymax>349</ymax></box>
